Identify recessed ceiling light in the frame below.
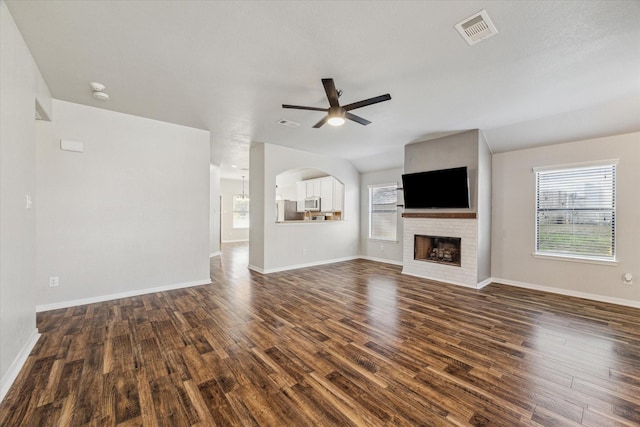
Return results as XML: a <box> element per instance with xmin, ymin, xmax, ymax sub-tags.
<box><xmin>231</xmin><ymin>165</ymin><xmax>238</xmax><ymax>168</ymax></box>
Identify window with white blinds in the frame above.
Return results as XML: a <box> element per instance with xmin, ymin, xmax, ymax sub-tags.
<box><xmin>369</xmin><ymin>184</ymin><xmax>398</xmax><ymax>241</ymax></box>
<box><xmin>535</xmin><ymin>163</ymin><xmax>616</xmax><ymax>260</ymax></box>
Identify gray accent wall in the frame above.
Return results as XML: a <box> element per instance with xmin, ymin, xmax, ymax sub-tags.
<box><xmin>477</xmin><ymin>131</ymin><xmax>492</xmax><ymax>282</ymax></box>
<box><xmin>402</xmin><ymin>130</ymin><xmax>491</xmax><ymax>287</ymax></box>
<box><xmin>404</xmin><ymin>130</ymin><xmax>479</xmax><ymax>212</ymax></box>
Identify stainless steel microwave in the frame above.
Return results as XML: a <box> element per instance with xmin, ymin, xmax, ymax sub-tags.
<box><xmin>304</xmin><ymin>197</ymin><xmax>321</xmax><ymax>211</ymax></box>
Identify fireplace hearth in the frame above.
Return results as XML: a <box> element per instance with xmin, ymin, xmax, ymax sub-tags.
<box><xmin>414</xmin><ymin>235</ymin><xmax>461</xmax><ymax>267</ymax></box>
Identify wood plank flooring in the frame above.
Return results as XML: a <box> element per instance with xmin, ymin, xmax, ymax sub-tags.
<box><xmin>2</xmin><ymin>242</ymin><xmax>640</xmax><ymax>426</ymax></box>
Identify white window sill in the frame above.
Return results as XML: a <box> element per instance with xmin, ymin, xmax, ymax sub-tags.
<box><xmin>532</xmin><ymin>253</ymin><xmax>618</xmax><ymax>266</ymax></box>
<box><xmin>369</xmin><ymin>238</ymin><xmax>399</xmax><ymax>243</ymax></box>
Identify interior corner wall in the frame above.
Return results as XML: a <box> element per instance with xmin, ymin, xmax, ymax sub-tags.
<box><xmin>0</xmin><ymin>1</ymin><xmax>49</xmax><ymax>395</ymax></box>
<box><xmin>359</xmin><ymin>168</ymin><xmax>404</xmax><ymax>263</ymax></box>
<box><xmin>476</xmin><ymin>132</ymin><xmax>492</xmax><ymax>282</ymax></box>
<box><xmin>404</xmin><ymin>130</ymin><xmax>479</xmax><ymax>212</ymax></box>
<box><xmin>35</xmin><ymin>100</ymin><xmax>211</xmax><ymax>308</ymax></box>
<box><xmin>491</xmin><ymin>132</ymin><xmax>640</xmax><ymax>303</ymax></box>
<box><xmin>221</xmin><ymin>178</ymin><xmax>250</xmax><ymax>242</ymax></box>
<box><xmin>210</xmin><ymin>164</ymin><xmax>221</xmax><ymax>255</ymax></box>
<box><xmin>254</xmin><ymin>143</ymin><xmax>360</xmax><ymax>272</ymax></box>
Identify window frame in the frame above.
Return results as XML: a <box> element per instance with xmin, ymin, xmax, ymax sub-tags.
<box><xmin>368</xmin><ymin>183</ymin><xmax>399</xmax><ymax>242</ymax></box>
<box><xmin>232</xmin><ymin>194</ymin><xmax>250</xmax><ymax>229</ymax></box>
<box><xmin>533</xmin><ymin>160</ymin><xmax>617</xmax><ymax>264</ymax></box>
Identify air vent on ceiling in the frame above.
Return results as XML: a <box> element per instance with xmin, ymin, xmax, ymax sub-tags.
<box><xmin>277</xmin><ymin>119</ymin><xmax>300</xmax><ymax>128</ymax></box>
<box><xmin>455</xmin><ymin>10</ymin><xmax>497</xmax><ymax>46</ymax></box>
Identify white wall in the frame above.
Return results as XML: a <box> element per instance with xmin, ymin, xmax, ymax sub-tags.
<box><xmin>492</xmin><ymin>132</ymin><xmax>640</xmax><ymax>304</ymax></box>
<box><xmin>209</xmin><ymin>164</ymin><xmax>221</xmax><ymax>255</ymax></box>
<box><xmin>248</xmin><ymin>144</ymin><xmax>265</xmax><ymax>269</ymax></box>
<box><xmin>250</xmin><ymin>143</ymin><xmax>360</xmax><ymax>272</ymax></box>
<box><xmin>35</xmin><ymin>100</ymin><xmax>211</xmax><ymax>308</ymax></box>
<box><xmin>359</xmin><ymin>168</ymin><xmax>403</xmax><ymax>264</ymax></box>
<box><xmin>220</xmin><ymin>178</ymin><xmax>249</xmax><ymax>242</ymax></box>
<box><xmin>0</xmin><ymin>1</ymin><xmax>49</xmax><ymax>398</ymax></box>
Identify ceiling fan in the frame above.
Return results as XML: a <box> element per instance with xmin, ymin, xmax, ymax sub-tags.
<box><xmin>282</xmin><ymin>78</ymin><xmax>391</xmax><ymax>128</ymax></box>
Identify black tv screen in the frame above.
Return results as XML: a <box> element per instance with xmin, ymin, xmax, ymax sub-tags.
<box><xmin>402</xmin><ymin>167</ymin><xmax>470</xmax><ymax>209</ymax></box>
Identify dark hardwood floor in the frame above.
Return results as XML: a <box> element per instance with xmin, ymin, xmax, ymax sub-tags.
<box><xmin>1</xmin><ymin>242</ymin><xmax>640</xmax><ymax>426</ymax></box>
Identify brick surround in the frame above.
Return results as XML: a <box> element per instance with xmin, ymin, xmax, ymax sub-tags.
<box><xmin>402</xmin><ymin>217</ymin><xmax>479</xmax><ymax>288</ymax></box>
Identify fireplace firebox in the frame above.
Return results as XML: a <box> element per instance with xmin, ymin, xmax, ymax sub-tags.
<box><xmin>414</xmin><ymin>235</ymin><xmax>461</xmax><ymax>267</ymax></box>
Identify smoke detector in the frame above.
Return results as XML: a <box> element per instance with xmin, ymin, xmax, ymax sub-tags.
<box><xmin>89</xmin><ymin>81</ymin><xmax>110</xmax><ymax>101</ymax></box>
<box><xmin>455</xmin><ymin>10</ymin><xmax>498</xmax><ymax>46</ymax></box>
<box><xmin>89</xmin><ymin>82</ymin><xmax>106</xmax><ymax>92</ymax></box>
<box><xmin>93</xmin><ymin>91</ymin><xmax>110</xmax><ymax>101</ymax></box>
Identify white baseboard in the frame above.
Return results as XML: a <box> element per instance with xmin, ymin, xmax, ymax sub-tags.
<box><xmin>221</xmin><ymin>239</ymin><xmax>248</xmax><ymax>243</ymax></box>
<box><xmin>401</xmin><ymin>270</ymin><xmax>479</xmax><ymax>289</ymax></box>
<box><xmin>35</xmin><ymin>278</ymin><xmax>212</xmax><ymax>312</ymax></box>
<box><xmin>247</xmin><ymin>264</ymin><xmax>264</xmax><ymax>274</ymax></box>
<box><xmin>0</xmin><ymin>328</ymin><xmax>40</xmax><ymax>402</ymax></box>
<box><xmin>490</xmin><ymin>277</ymin><xmax>640</xmax><ymax>309</ymax></box>
<box><xmin>359</xmin><ymin>256</ymin><xmax>403</xmax><ymax>266</ymax></box>
<box><xmin>209</xmin><ymin>251</ymin><xmax>221</xmax><ymax>258</ymax></box>
<box><xmin>250</xmin><ymin>256</ymin><xmax>360</xmax><ymax>274</ymax></box>
<box><xmin>477</xmin><ymin>277</ymin><xmax>493</xmax><ymax>289</ymax></box>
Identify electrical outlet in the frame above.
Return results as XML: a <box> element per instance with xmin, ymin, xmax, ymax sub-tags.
<box><xmin>302</xmin><ymin>248</ymin><xmax>307</xmax><ymax>255</ymax></box>
<box><xmin>622</xmin><ymin>273</ymin><xmax>633</xmax><ymax>285</ymax></box>
<box><xmin>49</xmin><ymin>276</ymin><xmax>59</xmax><ymax>287</ymax></box>
<box><xmin>380</xmin><ymin>244</ymin><xmax>385</xmax><ymax>251</ymax></box>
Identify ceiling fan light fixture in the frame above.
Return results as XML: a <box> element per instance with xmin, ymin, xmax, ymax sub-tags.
<box><xmin>328</xmin><ymin>116</ymin><xmax>345</xmax><ymax>126</ymax></box>
<box><xmin>282</xmin><ymin>78</ymin><xmax>391</xmax><ymax>128</ymax></box>
<box><xmin>327</xmin><ymin>107</ymin><xmax>345</xmax><ymax>126</ymax></box>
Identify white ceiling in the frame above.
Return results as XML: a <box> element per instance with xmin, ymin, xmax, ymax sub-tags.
<box><xmin>7</xmin><ymin>1</ymin><xmax>640</xmax><ymax>180</ymax></box>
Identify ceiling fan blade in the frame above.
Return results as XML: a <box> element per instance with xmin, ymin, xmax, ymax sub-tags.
<box><xmin>345</xmin><ymin>112</ymin><xmax>371</xmax><ymax>126</ymax></box>
<box><xmin>312</xmin><ymin>116</ymin><xmax>329</xmax><ymax>128</ymax></box>
<box><xmin>343</xmin><ymin>94</ymin><xmax>391</xmax><ymax>111</ymax></box>
<box><xmin>321</xmin><ymin>78</ymin><xmax>340</xmax><ymax>108</ymax></box>
<box><xmin>282</xmin><ymin>104</ymin><xmax>328</xmax><ymax>112</ymax></box>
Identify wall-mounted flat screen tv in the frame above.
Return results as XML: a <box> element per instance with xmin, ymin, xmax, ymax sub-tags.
<box><xmin>402</xmin><ymin>166</ymin><xmax>470</xmax><ymax>209</ymax></box>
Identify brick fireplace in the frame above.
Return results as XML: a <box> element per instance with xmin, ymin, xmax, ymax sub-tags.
<box><xmin>402</xmin><ymin>213</ymin><xmax>481</xmax><ymax>288</ymax></box>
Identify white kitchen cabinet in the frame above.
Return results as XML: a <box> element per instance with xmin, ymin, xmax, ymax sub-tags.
<box><xmin>333</xmin><ymin>179</ymin><xmax>344</xmax><ymax>212</ymax></box>
<box><xmin>296</xmin><ymin>176</ymin><xmax>344</xmax><ymax>213</ymax></box>
<box><xmin>296</xmin><ymin>181</ymin><xmax>306</xmax><ymax>211</ymax></box>
<box><xmin>307</xmin><ymin>180</ymin><xmax>321</xmax><ymax>198</ymax></box>
<box><xmin>320</xmin><ymin>178</ymin><xmax>334</xmax><ymax>211</ymax></box>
